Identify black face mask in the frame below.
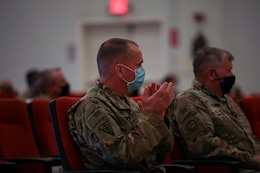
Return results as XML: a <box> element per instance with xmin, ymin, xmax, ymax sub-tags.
<box><xmin>214</xmin><ymin>72</ymin><xmax>236</xmax><ymax>95</ymax></box>
<box><xmin>59</xmin><ymin>83</ymin><xmax>70</xmax><ymax>97</ymax></box>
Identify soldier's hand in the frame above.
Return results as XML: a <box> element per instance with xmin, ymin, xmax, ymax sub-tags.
<box><xmin>140</xmin><ymin>82</ymin><xmax>175</xmax><ymax>119</ymax></box>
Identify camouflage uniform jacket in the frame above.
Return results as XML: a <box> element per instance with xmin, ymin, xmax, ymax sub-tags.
<box><xmin>68</xmin><ymin>82</ymin><xmax>174</xmax><ymax>173</ymax></box>
<box><xmin>171</xmin><ymin>80</ymin><xmax>260</xmax><ymax>170</ymax></box>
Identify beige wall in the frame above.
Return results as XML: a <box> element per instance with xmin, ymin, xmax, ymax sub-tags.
<box><xmin>0</xmin><ymin>0</ymin><xmax>259</xmax><ymax>95</ymax></box>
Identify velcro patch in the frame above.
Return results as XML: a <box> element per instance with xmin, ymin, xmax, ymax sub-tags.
<box><xmin>99</xmin><ymin>120</ymin><xmax>115</xmax><ymax>136</ymax></box>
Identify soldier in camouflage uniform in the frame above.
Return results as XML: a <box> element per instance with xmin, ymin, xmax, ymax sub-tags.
<box><xmin>68</xmin><ymin>38</ymin><xmax>175</xmax><ymax>173</ymax></box>
<box><xmin>170</xmin><ymin>47</ymin><xmax>260</xmax><ymax>172</ymax></box>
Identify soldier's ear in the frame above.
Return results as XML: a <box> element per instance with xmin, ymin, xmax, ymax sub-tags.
<box><xmin>115</xmin><ymin>64</ymin><xmax>123</xmax><ymax>77</ymax></box>
<box><xmin>207</xmin><ymin>67</ymin><xmax>216</xmax><ymax>81</ymax></box>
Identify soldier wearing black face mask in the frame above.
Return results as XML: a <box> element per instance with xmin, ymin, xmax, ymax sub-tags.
<box><xmin>30</xmin><ymin>67</ymin><xmax>70</xmax><ymax>99</ymax></box>
<box><xmin>51</xmin><ymin>68</ymin><xmax>70</xmax><ymax>98</ymax></box>
<box><xmin>170</xmin><ymin>47</ymin><xmax>260</xmax><ymax>172</ymax></box>
<box><xmin>59</xmin><ymin>83</ymin><xmax>70</xmax><ymax>97</ymax></box>
<box><xmin>213</xmin><ymin>70</ymin><xmax>236</xmax><ymax>95</ymax></box>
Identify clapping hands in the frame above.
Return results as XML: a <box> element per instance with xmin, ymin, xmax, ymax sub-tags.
<box><xmin>138</xmin><ymin>82</ymin><xmax>175</xmax><ymax>119</ymax></box>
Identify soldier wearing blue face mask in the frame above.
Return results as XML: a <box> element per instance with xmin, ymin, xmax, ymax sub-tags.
<box><xmin>68</xmin><ymin>38</ymin><xmax>175</xmax><ymax>173</ymax></box>
<box><xmin>119</xmin><ymin>64</ymin><xmax>145</xmax><ymax>92</ymax></box>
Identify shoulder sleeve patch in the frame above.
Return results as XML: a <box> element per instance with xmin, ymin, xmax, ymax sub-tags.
<box><xmin>186</xmin><ymin>119</ymin><xmax>197</xmax><ymax>132</ymax></box>
<box><xmin>99</xmin><ymin>120</ymin><xmax>115</xmax><ymax>136</ymax></box>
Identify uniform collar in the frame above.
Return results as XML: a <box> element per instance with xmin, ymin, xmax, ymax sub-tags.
<box><xmin>192</xmin><ymin>80</ymin><xmax>228</xmax><ymax>103</ymax></box>
<box><xmin>95</xmin><ymin>80</ymin><xmax>133</xmax><ymax>110</ymax></box>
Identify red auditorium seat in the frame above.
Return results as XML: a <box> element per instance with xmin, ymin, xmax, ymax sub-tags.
<box><xmin>27</xmin><ymin>98</ymin><xmax>59</xmax><ymax>156</ymax></box>
<box><xmin>240</xmin><ymin>95</ymin><xmax>260</xmax><ymax>139</ymax></box>
<box><xmin>0</xmin><ymin>98</ymin><xmax>60</xmax><ymax>173</ymax></box>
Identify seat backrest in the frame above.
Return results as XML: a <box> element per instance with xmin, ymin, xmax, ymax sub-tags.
<box><xmin>0</xmin><ymin>98</ymin><xmax>46</xmax><ymax>173</ymax></box>
<box><xmin>171</xmin><ymin>135</ymin><xmax>186</xmax><ymax>160</ymax></box>
<box><xmin>0</xmin><ymin>98</ymin><xmax>40</xmax><ymax>158</ymax></box>
<box><xmin>49</xmin><ymin>96</ymin><xmax>83</xmax><ymax>171</ymax></box>
<box><xmin>241</xmin><ymin>95</ymin><xmax>260</xmax><ymax>139</ymax></box>
<box><xmin>27</xmin><ymin>98</ymin><xmax>59</xmax><ymax>156</ymax></box>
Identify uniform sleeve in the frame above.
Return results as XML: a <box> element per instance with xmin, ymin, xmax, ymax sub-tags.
<box><xmin>78</xmin><ymin>98</ymin><xmax>173</xmax><ymax>169</ymax></box>
<box><xmin>172</xmin><ymin>94</ymin><xmax>260</xmax><ymax>170</ymax></box>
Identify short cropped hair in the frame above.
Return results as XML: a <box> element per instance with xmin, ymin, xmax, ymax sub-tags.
<box><xmin>97</xmin><ymin>38</ymin><xmax>139</xmax><ymax>77</ymax></box>
<box><xmin>193</xmin><ymin>47</ymin><xmax>234</xmax><ymax>78</ymax></box>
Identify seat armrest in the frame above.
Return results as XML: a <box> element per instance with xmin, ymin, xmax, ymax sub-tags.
<box><xmin>1</xmin><ymin>157</ymin><xmax>61</xmax><ymax>164</ymax></box>
<box><xmin>174</xmin><ymin>159</ymin><xmax>239</xmax><ymax>166</ymax></box>
<box><xmin>173</xmin><ymin>160</ymin><xmax>239</xmax><ymax>173</ymax></box>
<box><xmin>0</xmin><ymin>157</ymin><xmax>61</xmax><ymax>173</ymax></box>
<box><xmin>63</xmin><ymin>165</ymin><xmax>196</xmax><ymax>173</ymax></box>
<box><xmin>0</xmin><ymin>161</ymin><xmax>17</xmax><ymax>173</ymax></box>
<box><xmin>163</xmin><ymin>164</ymin><xmax>197</xmax><ymax>173</ymax></box>
<box><xmin>63</xmin><ymin>171</ymin><xmax>139</xmax><ymax>173</ymax></box>
<box><xmin>41</xmin><ymin>154</ymin><xmax>60</xmax><ymax>158</ymax></box>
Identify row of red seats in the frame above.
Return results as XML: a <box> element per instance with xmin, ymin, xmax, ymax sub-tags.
<box><xmin>0</xmin><ymin>98</ymin><xmax>143</xmax><ymax>173</ymax></box>
<box><xmin>0</xmin><ymin>97</ymin><xmax>197</xmax><ymax>173</ymax></box>
<box><xmin>1</xmin><ymin>96</ymin><xmax>246</xmax><ymax>173</ymax></box>
<box><xmin>0</xmin><ymin>98</ymin><xmax>61</xmax><ymax>173</ymax></box>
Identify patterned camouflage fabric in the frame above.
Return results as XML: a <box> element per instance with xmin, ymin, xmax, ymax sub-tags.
<box><xmin>170</xmin><ymin>80</ymin><xmax>260</xmax><ymax>171</ymax></box>
<box><xmin>68</xmin><ymin>82</ymin><xmax>174</xmax><ymax>173</ymax></box>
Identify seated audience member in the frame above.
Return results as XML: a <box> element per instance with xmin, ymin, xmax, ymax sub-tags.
<box><xmin>68</xmin><ymin>90</ymin><xmax>87</xmax><ymax>97</ymax></box>
<box><xmin>20</xmin><ymin>68</ymin><xmax>40</xmax><ymax>99</ymax></box>
<box><xmin>161</xmin><ymin>73</ymin><xmax>180</xmax><ymax>95</ymax></box>
<box><xmin>229</xmin><ymin>84</ymin><xmax>245</xmax><ymax>101</ymax></box>
<box><xmin>31</xmin><ymin>67</ymin><xmax>70</xmax><ymax>99</ymax></box>
<box><xmin>68</xmin><ymin>38</ymin><xmax>175</xmax><ymax>173</ymax></box>
<box><xmin>171</xmin><ymin>47</ymin><xmax>260</xmax><ymax>172</ymax></box>
<box><xmin>127</xmin><ymin>89</ymin><xmax>139</xmax><ymax>97</ymax></box>
<box><xmin>0</xmin><ymin>79</ymin><xmax>18</xmax><ymax>98</ymax></box>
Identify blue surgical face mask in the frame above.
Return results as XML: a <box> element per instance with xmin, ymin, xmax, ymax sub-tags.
<box><xmin>120</xmin><ymin>64</ymin><xmax>145</xmax><ymax>92</ymax></box>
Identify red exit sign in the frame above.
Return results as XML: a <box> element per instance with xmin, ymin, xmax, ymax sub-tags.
<box><xmin>109</xmin><ymin>0</ymin><xmax>129</xmax><ymax>15</ymax></box>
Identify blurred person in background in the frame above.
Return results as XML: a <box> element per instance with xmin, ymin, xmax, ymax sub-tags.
<box><xmin>0</xmin><ymin>79</ymin><xmax>18</xmax><ymax>98</ymax></box>
<box><xmin>20</xmin><ymin>68</ymin><xmax>40</xmax><ymax>99</ymax></box>
<box><xmin>31</xmin><ymin>67</ymin><xmax>70</xmax><ymax>99</ymax></box>
<box><xmin>229</xmin><ymin>84</ymin><xmax>245</xmax><ymax>102</ymax></box>
<box><xmin>127</xmin><ymin>89</ymin><xmax>140</xmax><ymax>97</ymax></box>
<box><xmin>161</xmin><ymin>73</ymin><xmax>180</xmax><ymax>95</ymax></box>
